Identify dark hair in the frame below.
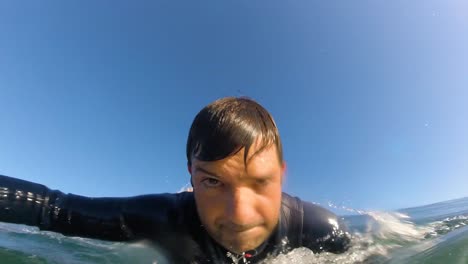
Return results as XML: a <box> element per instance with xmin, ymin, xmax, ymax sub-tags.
<box><xmin>186</xmin><ymin>97</ymin><xmax>283</xmax><ymax>166</ymax></box>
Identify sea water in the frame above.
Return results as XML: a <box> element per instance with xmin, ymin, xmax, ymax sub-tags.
<box><xmin>1</xmin><ymin>197</ymin><xmax>467</xmax><ymax>264</ymax></box>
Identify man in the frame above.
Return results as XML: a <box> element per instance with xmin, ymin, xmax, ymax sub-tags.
<box><xmin>0</xmin><ymin>97</ymin><xmax>350</xmax><ymax>263</ymax></box>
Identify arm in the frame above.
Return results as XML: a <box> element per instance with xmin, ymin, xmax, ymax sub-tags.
<box><xmin>0</xmin><ymin>174</ymin><xmax>184</xmax><ymax>241</ymax></box>
<box><xmin>301</xmin><ymin>201</ymin><xmax>351</xmax><ymax>253</ymax></box>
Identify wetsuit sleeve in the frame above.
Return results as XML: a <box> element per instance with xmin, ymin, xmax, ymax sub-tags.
<box><xmin>301</xmin><ymin>201</ymin><xmax>351</xmax><ymax>253</ymax></box>
<box><xmin>0</xmin><ymin>174</ymin><xmax>184</xmax><ymax>242</ymax></box>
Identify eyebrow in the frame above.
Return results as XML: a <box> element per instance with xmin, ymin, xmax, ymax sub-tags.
<box><xmin>194</xmin><ymin>165</ymin><xmax>276</xmax><ymax>180</ymax></box>
<box><xmin>194</xmin><ymin>166</ymin><xmax>222</xmax><ymax>178</ymax></box>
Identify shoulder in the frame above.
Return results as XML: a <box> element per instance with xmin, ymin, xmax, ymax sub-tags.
<box><xmin>122</xmin><ymin>191</ymin><xmax>195</xmax><ymax>214</ymax></box>
<box><xmin>302</xmin><ymin>201</ymin><xmax>339</xmax><ymax>235</ymax></box>
<box><xmin>302</xmin><ymin>200</ymin><xmax>351</xmax><ymax>253</ymax></box>
<box><xmin>282</xmin><ymin>193</ymin><xmax>351</xmax><ymax>253</ymax></box>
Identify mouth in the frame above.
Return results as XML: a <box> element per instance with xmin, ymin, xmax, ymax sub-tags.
<box><xmin>214</xmin><ymin>225</ymin><xmax>266</xmax><ymax>253</ymax></box>
<box><xmin>227</xmin><ymin>227</ymin><xmax>254</xmax><ymax>233</ymax></box>
<box><xmin>222</xmin><ymin>226</ymin><xmax>261</xmax><ymax>239</ymax></box>
<box><xmin>222</xmin><ymin>223</ymin><xmax>259</xmax><ymax>233</ymax></box>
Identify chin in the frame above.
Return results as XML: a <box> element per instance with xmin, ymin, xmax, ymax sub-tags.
<box><xmin>223</xmin><ymin>243</ymin><xmax>258</xmax><ymax>254</ymax></box>
<box><xmin>220</xmin><ymin>234</ymin><xmax>266</xmax><ymax>253</ymax></box>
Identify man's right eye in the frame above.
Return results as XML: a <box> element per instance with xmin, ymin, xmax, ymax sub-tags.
<box><xmin>202</xmin><ymin>178</ymin><xmax>221</xmax><ymax>187</ymax></box>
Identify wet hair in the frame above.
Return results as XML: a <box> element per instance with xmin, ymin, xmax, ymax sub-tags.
<box><xmin>186</xmin><ymin>97</ymin><xmax>283</xmax><ymax>166</ymax></box>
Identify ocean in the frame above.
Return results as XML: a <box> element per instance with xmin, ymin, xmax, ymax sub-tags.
<box><xmin>0</xmin><ymin>197</ymin><xmax>467</xmax><ymax>263</ymax></box>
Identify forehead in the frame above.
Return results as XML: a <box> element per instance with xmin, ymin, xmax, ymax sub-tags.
<box><xmin>193</xmin><ymin>144</ymin><xmax>281</xmax><ymax>176</ymax></box>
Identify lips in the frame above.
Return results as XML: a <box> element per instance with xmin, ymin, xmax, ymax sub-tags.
<box><xmin>226</xmin><ymin>226</ymin><xmax>255</xmax><ymax>233</ymax></box>
<box><xmin>221</xmin><ymin>222</ymin><xmax>259</xmax><ymax>233</ymax></box>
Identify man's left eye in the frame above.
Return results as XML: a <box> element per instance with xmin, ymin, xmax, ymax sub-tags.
<box><xmin>256</xmin><ymin>179</ymin><xmax>269</xmax><ymax>186</ymax></box>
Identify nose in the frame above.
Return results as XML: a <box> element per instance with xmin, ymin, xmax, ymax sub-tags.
<box><xmin>224</xmin><ymin>187</ymin><xmax>257</xmax><ymax>227</ymax></box>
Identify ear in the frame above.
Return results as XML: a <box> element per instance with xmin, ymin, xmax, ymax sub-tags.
<box><xmin>280</xmin><ymin>161</ymin><xmax>287</xmax><ymax>184</ymax></box>
<box><xmin>188</xmin><ymin>164</ymin><xmax>194</xmax><ymax>187</ymax></box>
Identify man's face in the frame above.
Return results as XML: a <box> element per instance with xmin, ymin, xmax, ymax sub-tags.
<box><xmin>190</xmin><ymin>143</ymin><xmax>285</xmax><ymax>254</ymax></box>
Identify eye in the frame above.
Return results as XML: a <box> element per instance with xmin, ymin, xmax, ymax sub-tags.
<box><xmin>202</xmin><ymin>178</ymin><xmax>222</xmax><ymax>188</ymax></box>
<box><xmin>256</xmin><ymin>179</ymin><xmax>269</xmax><ymax>186</ymax></box>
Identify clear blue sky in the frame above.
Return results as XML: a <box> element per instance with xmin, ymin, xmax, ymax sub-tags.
<box><xmin>0</xmin><ymin>1</ymin><xmax>467</xmax><ymax>211</ymax></box>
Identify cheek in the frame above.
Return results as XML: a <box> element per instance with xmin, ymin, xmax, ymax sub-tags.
<box><xmin>254</xmin><ymin>191</ymin><xmax>281</xmax><ymax>217</ymax></box>
<box><xmin>194</xmin><ymin>191</ymin><xmax>222</xmax><ymax>224</ymax></box>
<box><xmin>258</xmin><ymin>185</ymin><xmax>282</xmax><ymax>222</ymax></box>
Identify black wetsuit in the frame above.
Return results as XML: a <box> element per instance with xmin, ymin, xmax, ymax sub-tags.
<box><xmin>0</xmin><ymin>175</ymin><xmax>350</xmax><ymax>263</ymax></box>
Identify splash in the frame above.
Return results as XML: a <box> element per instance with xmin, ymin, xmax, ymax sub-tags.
<box><xmin>365</xmin><ymin>211</ymin><xmax>430</xmax><ymax>241</ymax></box>
<box><xmin>425</xmin><ymin>215</ymin><xmax>468</xmax><ymax>237</ymax></box>
<box><xmin>265</xmin><ymin>202</ymin><xmax>435</xmax><ymax>264</ymax></box>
